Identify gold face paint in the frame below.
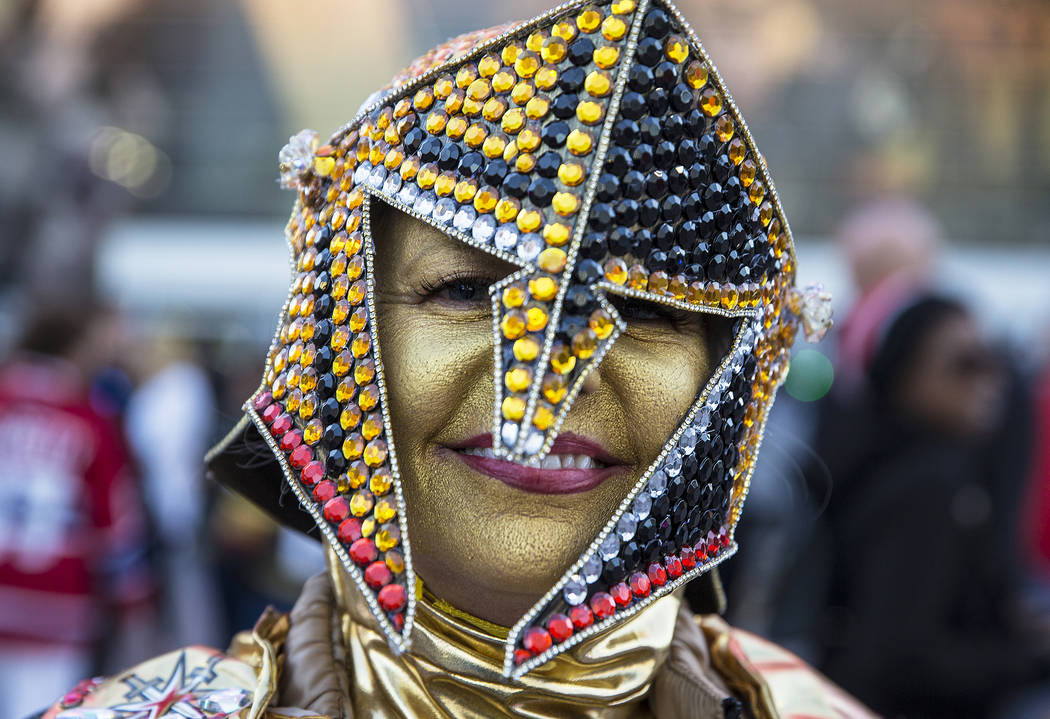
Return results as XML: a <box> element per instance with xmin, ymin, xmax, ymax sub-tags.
<box><xmin>371</xmin><ymin>203</ymin><xmax>715</xmax><ymax>625</ymax></box>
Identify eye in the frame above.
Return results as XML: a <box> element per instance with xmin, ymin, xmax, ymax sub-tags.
<box><xmin>607</xmin><ymin>294</ymin><xmax>696</xmax><ymax>327</ymax></box>
<box><xmin>417</xmin><ymin>271</ymin><xmax>496</xmax><ymax>306</ymax></box>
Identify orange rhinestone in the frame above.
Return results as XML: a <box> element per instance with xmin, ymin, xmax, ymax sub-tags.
<box><xmin>604</xmin><ymin>258</ymin><xmax>628</xmax><ymax>284</ymax></box>
<box><xmin>550</xmin><ymin>343</ymin><xmax>576</xmax><ymax>374</ymax></box>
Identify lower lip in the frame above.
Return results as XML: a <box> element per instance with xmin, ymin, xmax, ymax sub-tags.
<box><xmin>449</xmin><ymin>450</ymin><xmax>625</xmax><ymax>495</ymax></box>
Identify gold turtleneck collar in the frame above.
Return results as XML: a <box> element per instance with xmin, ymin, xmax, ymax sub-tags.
<box><xmin>320</xmin><ymin>547</ymin><xmax>682</xmax><ymax>719</ymax></box>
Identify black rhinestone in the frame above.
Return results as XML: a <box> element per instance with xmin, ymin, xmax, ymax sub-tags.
<box><xmin>667</xmin><ymin>246</ymin><xmax>687</xmax><ymax>271</ymax></box>
<box><xmin>644</xmin><ymin>539</ymin><xmax>663</xmax><ymax>563</ymax></box>
<box><xmin>542</xmin><ymin>120</ymin><xmax>570</xmax><ymax>148</ymax></box>
<box><xmin>535</xmin><ymin>152</ymin><xmax>561</xmax><ymax>178</ymax></box>
<box><xmin>322</xmin><ymin>423</ymin><xmax>344</xmax><ymax>447</ymax></box>
<box><xmin>658</xmin><ymin>516</ymin><xmax>674</xmax><ymax>540</ymax></box>
<box><xmin>698</xmin><ymin>212</ymin><xmax>717</xmax><ymax>239</ymax></box>
<box><xmin>568</xmin><ymin>37</ymin><xmax>595</xmax><ymax>65</ymax></box>
<box><xmin>685</xmin><ymin>109</ymin><xmax>705</xmax><ymax>136</ymax></box>
<box><xmin>669</xmin><ymin>475</ymin><xmax>686</xmax><ymax>501</ymax></box>
<box><xmin>687</xmin><ymin>505</ymin><xmax>702</xmax><ymax>530</ymax></box>
<box><xmin>528</xmin><ymin>177</ymin><xmax>556</xmax><ymax>206</ymax></box>
<box><xmin>708</xmin><ymin>253</ymin><xmax>727</xmax><ymax>282</ymax></box>
<box><xmin>458</xmin><ymin>151</ymin><xmax>484</xmax><ymax>177</ymax></box>
<box><xmin>662</xmin><ymin>195</ymin><xmax>683</xmax><ymax>222</ymax></box>
<box><xmin>602</xmin><ymin>557</ymin><xmax>627</xmax><ymax>584</ymax></box>
<box><xmin>604</xmin><ymin>146</ymin><xmax>632</xmax><ymax>177</ymax></box>
<box><xmin>703</xmin><ymin>182</ymin><xmax>724</xmax><ymax>210</ymax></box>
<box><xmin>654</xmin><ymin>141</ymin><xmax>677</xmax><ymax>169</ymax></box>
<box><xmin>682</xmin><ymin>451</ymin><xmax>699</xmax><ymax>479</ymax></box>
<box><xmin>713</xmin><ymin>484</ymin><xmax>726</xmax><ymax>509</ymax></box>
<box><xmin>319</xmin><ymin>397</ymin><xmax>340</xmax><ymax>425</ymax></box>
<box><xmin>614</xmin><ymin>199</ymin><xmax>639</xmax><ymax>227</ymax></box>
<box><xmin>715</xmin><ymin>204</ymin><xmax>733</xmax><ymax>231</ymax></box>
<box><xmin>316</xmin><ymin>373</ymin><xmax>336</xmax><ymax>396</ymax></box>
<box><xmin>653</xmin><ymin>61</ymin><xmax>678</xmax><ymax>89</ymax></box>
<box><xmin>315</xmin><ymin>249</ymin><xmax>332</xmax><ymax>271</ymax></box>
<box><xmin>678</xmin><ymin>139</ymin><xmax>698</xmax><ymax>165</ymax></box>
<box><xmin>688</xmin><ymin>162</ymin><xmax>709</xmax><ymax>189</ymax></box>
<box><xmin>639</xmin><ymin>116</ymin><xmax>662</xmax><ymax>144</ymax></box>
<box><xmin>313</xmin><ymin>294</ymin><xmax>333</xmax><ymax>318</ymax></box>
<box><xmin>663</xmin><ymin>114</ymin><xmax>685</xmax><ymax>142</ymax></box>
<box><xmin>314</xmin><ymin>272</ymin><xmax>330</xmax><ymax>293</ymax></box>
<box><xmin>639</xmin><ymin>199</ymin><xmax>661</xmax><ymax>227</ymax></box>
<box><xmin>699</xmin><ymin>133</ymin><xmax>719</xmax><ymax>158</ymax></box>
<box><xmin>326</xmin><ymin>449</ymin><xmax>347</xmax><ymax>473</ymax></box>
<box><xmin>647</xmin><ymin>88</ymin><xmax>669</xmax><ymax>115</ymax></box>
<box><xmin>631</xmin><ymin>143</ymin><xmax>654</xmax><ymax>171</ymax></box>
<box><xmin>438</xmin><ymin>143</ymin><xmax>461</xmax><ymax>170</ymax></box>
<box><xmin>628</xmin><ymin>63</ymin><xmax>654</xmax><ymax>92</ymax></box>
<box><xmin>403</xmin><ymin>127</ymin><xmax>424</xmax><ymax>154</ymax></box>
<box><xmin>621</xmin><ymin>541</ymin><xmax>641</xmax><ymax>567</ymax></box>
<box><xmin>565</xmin><ymin>285</ymin><xmax>593</xmax><ymax>312</ymax></box>
<box><xmin>314</xmin><ymin>346</ymin><xmax>333</xmax><ymax>372</ymax></box>
<box><xmin>612</xmin><ymin>119</ymin><xmax>640</xmax><ymax>147</ymax></box>
<box><xmin>653</xmin><ymin>493</ymin><xmax>671</xmax><ymax>518</ymax></box>
<box><xmin>636</xmin><ymin>36</ymin><xmax>663</xmax><ymax>65</ymax></box>
<box><xmin>638</xmin><ymin>517</ymin><xmax>658</xmax><ymax>544</ymax></box>
<box><xmin>596</xmin><ymin>173</ymin><xmax>620</xmax><ymax>201</ymax></box>
<box><xmin>589</xmin><ymin>203</ymin><xmax>615</xmax><ymax>231</ymax></box>
<box><xmin>700</xmin><ymin>481</ymin><xmax>714</xmax><ymax>506</ymax></box>
<box><xmin>620</xmin><ymin>92</ymin><xmax>646</xmax><ymax>119</ymax></box>
<box><xmin>672</xmin><ymin>499</ymin><xmax>688</xmax><ymax>526</ymax></box>
<box><xmin>683</xmin><ymin>193</ymin><xmax>704</xmax><ymax>221</ymax></box>
<box><xmin>633</xmin><ymin>228</ymin><xmax>653</xmax><ymax>258</ymax></box>
<box><xmin>647</xmin><ymin>249</ymin><xmax>669</xmax><ymax>272</ymax></box>
<box><xmin>575</xmin><ymin>259</ymin><xmax>603</xmax><ymax>284</ymax></box>
<box><xmin>652</xmin><ymin>223</ymin><xmax>675</xmax><ymax>251</ymax></box>
<box><xmin>559</xmin><ymin>66</ymin><xmax>586</xmax><ymax>93</ymax></box>
<box><xmin>686</xmin><ymin>262</ymin><xmax>706</xmax><ymax>282</ymax></box>
<box><xmin>608</xmin><ymin>227</ymin><xmax>634</xmax><ymax>256</ymax></box>
<box><xmin>581</xmin><ymin>231</ymin><xmax>607</xmax><ymax>260</ymax></box>
<box><xmin>418</xmin><ymin>137</ymin><xmax>441</xmax><ymax>163</ymax></box>
<box><xmin>700</xmin><ymin>509</ymin><xmax>716</xmax><ymax>534</ymax></box>
<box><xmin>712</xmin><ymin>231</ymin><xmax>730</xmax><ymax>255</ymax></box>
<box><xmin>724</xmin><ymin>176</ymin><xmax>742</xmax><ymax>204</ymax></box>
<box><xmin>674</xmin><ymin>523</ymin><xmax>691</xmax><ymax>547</ymax></box>
<box><xmin>713</xmin><ymin>154</ymin><xmax>733</xmax><ymax>181</ymax></box>
<box><xmin>677</xmin><ymin>221</ymin><xmax>699</xmax><ymax>252</ymax></box>
<box><xmin>646</xmin><ymin>170</ymin><xmax>668</xmax><ymax>199</ymax></box>
<box><xmin>551</xmin><ymin>93</ymin><xmax>578</xmax><ymax>119</ymax></box>
<box><xmin>688</xmin><ymin>527</ymin><xmax>705</xmax><ymax>547</ymax></box>
<box><xmin>313</xmin><ymin>320</ymin><xmax>333</xmax><ymax>345</ymax></box>
<box><xmin>502</xmin><ymin>172</ymin><xmax>529</xmax><ymax>198</ymax></box>
<box><xmin>670</xmin><ymin>83</ymin><xmax>693</xmax><ymax>113</ymax></box>
<box><xmin>482</xmin><ymin>159</ymin><xmax>508</xmax><ymax>185</ymax></box>
<box><xmin>622</xmin><ymin>170</ymin><xmax>646</xmax><ymax>199</ymax></box>
<box><xmin>316</xmin><ymin>226</ymin><xmax>332</xmax><ymax>249</ymax></box>
<box><xmin>643</xmin><ymin>8</ymin><xmax>670</xmax><ymax>37</ymax></box>
<box><xmin>669</xmin><ymin>166</ymin><xmax>690</xmax><ymax>195</ymax></box>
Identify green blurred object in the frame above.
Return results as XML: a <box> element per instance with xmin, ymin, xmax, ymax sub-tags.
<box><xmin>784</xmin><ymin>348</ymin><xmax>834</xmax><ymax>402</ymax></box>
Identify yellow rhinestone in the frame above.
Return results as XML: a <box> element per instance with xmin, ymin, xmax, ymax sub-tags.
<box><xmin>511</xmin><ymin>82</ymin><xmax>534</xmax><ymax>106</ymax></box>
<box><xmin>465</xmin><ymin>123</ymin><xmax>488</xmax><ymax>147</ymax></box>
<box><xmin>298</xmin><ymin>391</ymin><xmax>318</xmax><ymax>420</ymax></box>
<box><xmin>343</xmin><ymin>434</ymin><xmax>365</xmax><ymax>461</ymax></box>
<box><xmin>543</xmin><ymin>222</ymin><xmax>571</xmax><ymax>246</ymax></box>
<box><xmin>665</xmin><ymin>35</ymin><xmax>689</xmax><ymax>63</ymax></box>
<box><xmin>748</xmin><ymin>179</ymin><xmax>766</xmax><ymax>205</ymax></box>
<box><xmin>384</xmin><ymin>148</ymin><xmax>404</xmax><ymax>170</ymax></box>
<box><xmin>552</xmin><ymin>20</ymin><xmax>577</xmax><ymax>42</ymax></box>
<box><xmin>532</xmin><ymin>403</ymin><xmax>554</xmax><ymax>430</ymax></box>
<box><xmin>501</xmin><ymin>108</ymin><xmax>525</xmax><ymax>134</ymax></box>
<box><xmin>727</xmin><ymin>138</ymin><xmax>747</xmax><ymax>166</ymax></box>
<box><xmin>628</xmin><ymin>264</ymin><xmax>647</xmax><ymax>290</ymax></box>
<box><xmin>355</xmin><ymin>359</ymin><xmax>375</xmax><ymax>385</ymax></box>
<box><xmin>482</xmin><ymin>135</ymin><xmax>507</xmax><ymax>158</ymax></box>
<box><xmin>528</xmin><ymin>276</ymin><xmax>558</xmax><ymax>301</ymax></box>
<box><xmin>648</xmin><ymin>271</ymin><xmax>669</xmax><ymax>295</ymax></box>
<box><xmin>566</xmin><ymin>129</ymin><xmax>594</xmax><ymax>156</ymax></box>
<box><xmin>604</xmin><ymin>15</ymin><xmax>628</xmax><ymax>40</ymax></box>
<box><xmin>349</xmin><ymin>489</ymin><xmax>373</xmax><ymax>516</ymax></box>
<box><xmin>550</xmin><ymin>343</ymin><xmax>576</xmax><ymax>374</ymax></box>
<box><xmin>501</xmin><ymin>310</ymin><xmax>527</xmax><ymax>339</ymax></box>
<box><xmin>526</xmin><ymin>30</ymin><xmax>545</xmax><ymax>52</ymax></box>
<box><xmin>513</xmin><ymin>336</ymin><xmax>541</xmax><ymax>362</ymax></box>
<box><xmin>351</xmin><ymin>332</ymin><xmax>371</xmax><ymax>358</ymax></box>
<box><xmin>589</xmin><ymin>309</ymin><xmax>614</xmax><ymax>339</ymax></box>
<box><xmin>517</xmin><ymin>207</ymin><xmax>543</xmax><ymax>233</ymax></box>
<box><xmin>721</xmin><ymin>286</ymin><xmax>739</xmax><ymax>310</ymax></box>
<box><xmin>399</xmin><ymin>156</ymin><xmax>420</xmax><ymax>180</ymax></box>
<box><xmin>715</xmin><ymin>114</ymin><xmax>734</xmax><ymax>142</ymax></box>
<box><xmin>535</xmin><ymin>65</ymin><xmax>558</xmax><ymax>90</ymax></box>
<box><xmin>604</xmin><ymin>257</ymin><xmax>628</xmax><ymax>284</ymax></box>
<box><xmin>495</xmin><ymin>197</ymin><xmax>519</xmax><ymax>222</ymax></box>
<box><xmin>501</xmin><ymin>43</ymin><xmax>521</xmax><ymax>66</ymax></box>
<box><xmin>593</xmin><ymin>45</ymin><xmax>620</xmax><ymax>69</ymax></box>
<box><xmin>585</xmin><ymin>71</ymin><xmax>611</xmax><ymax>97</ymax></box>
<box><xmin>551</xmin><ymin>192</ymin><xmax>580</xmax><ymax>216</ymax></box>
<box><xmin>492</xmin><ymin>70</ymin><xmax>516</xmax><ymax>93</ymax></box>
<box><xmin>456</xmin><ymin>64</ymin><xmax>477</xmax><ymax>89</ymax></box>
<box><xmin>514</xmin><ymin>51</ymin><xmax>540</xmax><ymax>79</ymax></box>
<box><xmin>739</xmin><ymin>158</ymin><xmax>757</xmax><ymax>187</ymax></box>
<box><xmin>759</xmin><ymin>201</ymin><xmax>774</xmax><ymax>226</ymax></box>
<box><xmin>467</xmin><ymin>78</ymin><xmax>491</xmax><ymax>101</ymax></box>
<box><xmin>516</xmin><ymin>153</ymin><xmax>537</xmax><ymax>173</ymax></box>
<box><xmin>541</xmin><ymin>37</ymin><xmax>567</xmax><ymax>64</ymax></box>
<box><xmin>502</xmin><ymin>141</ymin><xmax>519</xmax><ymax>162</ymax></box>
<box><xmin>444</xmin><ymin>90</ymin><xmax>464</xmax><ymax>115</ymax></box>
<box><xmin>483</xmin><ymin>97</ymin><xmax>507</xmax><ymax>122</ymax></box>
<box><xmin>541</xmin><ymin>373</ymin><xmax>567</xmax><ymax>403</ymax></box>
<box><xmin>525</xmin><ymin>96</ymin><xmax>550</xmax><ymax>119</ymax></box>
<box><xmin>313</xmin><ymin>156</ymin><xmax>335</xmax><ymax>176</ymax></box>
<box><xmin>416</xmin><ymin>163</ymin><xmax>437</xmax><ymax>189</ymax></box>
<box><xmin>455</xmin><ymin>179</ymin><xmax>478</xmax><ymax>203</ymax></box>
<box><xmin>685</xmin><ymin>61</ymin><xmax>709</xmax><ymax>89</ymax></box>
<box><xmin>425</xmin><ymin>112</ymin><xmax>447</xmax><ymax>134</ymax></box>
<box><xmin>572</xmin><ymin>329</ymin><xmax>598</xmax><ymax>358</ymax></box>
<box><xmin>386</xmin><ymin>550</ymin><xmax>405</xmax><ymax>573</ymax></box>
<box><xmin>502</xmin><ymin>395</ymin><xmax>526</xmax><ymax>421</ymax></box>
<box><xmin>577</xmin><ymin>7</ymin><xmax>602</xmax><ymax>33</ymax></box>
<box><xmin>700</xmin><ymin>87</ymin><xmax>723</xmax><ymax>117</ymax></box>
<box><xmin>446</xmin><ymin>115</ymin><xmax>468</xmax><ymax>139</ymax></box>
<box><xmin>434</xmin><ymin>172</ymin><xmax>456</xmax><ymax>196</ymax></box>
<box><xmin>525</xmin><ymin>304</ymin><xmax>548</xmax><ymax>332</ymax></box>
<box><xmin>474</xmin><ymin>186</ymin><xmax>499</xmax><ymax>213</ymax></box>
<box><xmin>557</xmin><ymin>162</ymin><xmax>585</xmax><ymax>186</ymax></box>
<box><xmin>669</xmin><ymin>275</ymin><xmax>688</xmax><ymax>301</ymax></box>
<box><xmin>363</xmin><ymin>439</ymin><xmax>388</xmax><ymax>467</ymax></box>
<box><xmin>361</xmin><ymin>518</ymin><xmax>375</xmax><ymax>538</ymax></box>
<box><xmin>516</xmin><ymin>127</ymin><xmax>541</xmax><ymax>153</ymax></box>
<box><xmin>369</xmin><ymin>466</ymin><xmax>392</xmax><ymax>495</ymax></box>
<box><xmin>304</xmin><ymin>418</ymin><xmax>323</xmax><ymax>445</ymax></box>
<box><xmin>413</xmin><ymin>87</ymin><xmax>435</xmax><ymax>110</ymax></box>
<box><xmin>502</xmin><ymin>284</ymin><xmax>527</xmax><ymax>308</ymax></box>
<box><xmin>478</xmin><ymin>54</ymin><xmax>501</xmax><ymax>77</ymax></box>
<box><xmin>576</xmin><ymin>100</ymin><xmax>603</xmax><ymax>125</ymax></box>
<box><xmin>375</xmin><ymin>526</ymin><xmax>400</xmax><ymax>552</ymax></box>
<box><xmin>333</xmin><ymin>351</ymin><xmax>352</xmax><ymax>377</ymax></box>
<box><xmin>537</xmin><ymin>247</ymin><xmax>567</xmax><ymax>274</ymax></box>
<box><xmin>505</xmin><ymin>365</ymin><xmax>532</xmax><ymax>393</ymax></box>
<box><xmin>611</xmin><ymin>0</ymin><xmax>635</xmax><ymax>13</ymax></box>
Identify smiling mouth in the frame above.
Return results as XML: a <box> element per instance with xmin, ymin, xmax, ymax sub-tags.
<box><xmin>445</xmin><ymin>433</ymin><xmax>626</xmax><ymax>495</ymax></box>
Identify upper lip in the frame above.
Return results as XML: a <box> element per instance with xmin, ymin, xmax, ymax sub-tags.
<box><xmin>448</xmin><ymin>432</ymin><xmax>625</xmax><ymax>466</ymax></box>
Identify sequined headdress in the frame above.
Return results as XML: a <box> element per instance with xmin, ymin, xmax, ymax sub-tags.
<box><xmin>209</xmin><ymin>0</ymin><xmax>830</xmax><ymax>678</ymax></box>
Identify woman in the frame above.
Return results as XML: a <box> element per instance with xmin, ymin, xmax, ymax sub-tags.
<box><xmin>40</xmin><ymin>0</ymin><xmax>866</xmax><ymax>716</ymax></box>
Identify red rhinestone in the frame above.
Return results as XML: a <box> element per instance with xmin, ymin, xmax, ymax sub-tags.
<box><xmin>647</xmin><ymin>562</ymin><xmax>667</xmax><ymax>587</ymax></box>
<box><xmin>695</xmin><ymin>540</ymin><xmax>708</xmax><ymax>562</ymax></box>
<box><xmin>610</xmin><ymin>582</ymin><xmax>631</xmax><ymax>607</ymax></box>
<box><xmin>337</xmin><ymin>518</ymin><xmax>362</xmax><ymax>544</ymax></box>
<box><xmin>301</xmin><ymin>460</ymin><xmax>325</xmax><ymax>486</ymax></box>
<box><xmin>312</xmin><ymin>479</ymin><xmax>336</xmax><ymax>503</ymax></box>
<box><xmin>349</xmin><ymin>537</ymin><xmax>378</xmax><ymax>565</ymax></box>
<box><xmin>630</xmin><ymin>571</ymin><xmax>651</xmax><ymax>598</ymax></box>
<box><xmin>364</xmin><ymin>560</ymin><xmax>392</xmax><ymax>588</ymax></box>
<box><xmin>514</xmin><ymin>648</ymin><xmax>531</xmax><ymax>665</ymax></box>
<box><xmin>378</xmin><ymin>583</ymin><xmax>407</xmax><ymax>611</ymax></box>
<box><xmin>60</xmin><ymin>691</ymin><xmax>83</xmax><ymax>708</ymax></box>
<box><xmin>323</xmin><ymin>496</ymin><xmax>350</xmax><ymax>522</ymax></box>
<box><xmin>707</xmin><ymin>530</ymin><xmax>719</xmax><ymax>556</ymax></box>
<box><xmin>590</xmin><ymin>592</ymin><xmax>615</xmax><ymax>618</ymax></box>
<box><xmin>254</xmin><ymin>392</ymin><xmax>274</xmax><ymax>411</ymax></box>
<box><xmin>289</xmin><ymin>444</ymin><xmax>313</xmax><ymax>468</ymax></box>
<box><xmin>390</xmin><ymin>612</ymin><xmax>405</xmax><ymax>632</ymax></box>
<box><xmin>665</xmin><ymin>554</ymin><xmax>683</xmax><ymax>578</ymax></box>
<box><xmin>719</xmin><ymin>526</ymin><xmax>730</xmax><ymax>547</ymax></box>
<box><xmin>680</xmin><ymin>546</ymin><xmax>697</xmax><ymax>569</ymax></box>
<box><xmin>547</xmin><ymin>613</ymin><xmax>574</xmax><ymax>642</ymax></box>
<box><xmin>570</xmin><ymin>604</ymin><xmax>594</xmax><ymax>629</ymax></box>
<box><xmin>271</xmin><ymin>413</ymin><xmax>293</xmax><ymax>436</ymax></box>
<box><xmin>261</xmin><ymin>402</ymin><xmax>280</xmax><ymax>424</ymax></box>
<box><xmin>522</xmin><ymin>627</ymin><xmax>553</xmax><ymax>655</ymax></box>
<box><xmin>280</xmin><ymin>429</ymin><xmax>303</xmax><ymax>452</ymax></box>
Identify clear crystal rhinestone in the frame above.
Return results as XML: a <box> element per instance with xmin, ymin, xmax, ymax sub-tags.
<box><xmin>353</xmin><ymin>161</ymin><xmax>372</xmax><ymax>185</ymax></box>
<box><xmin>707</xmin><ymin>387</ymin><xmax>722</xmax><ymax>408</ymax></box>
<box><xmin>599</xmin><ymin>532</ymin><xmax>619</xmax><ymax>560</ymax></box>
<box><xmin>472</xmin><ymin>214</ymin><xmax>497</xmax><ymax>243</ymax></box>
<box><xmin>200</xmin><ymin>688</ymin><xmax>252</xmax><ymax>713</ymax></box>
<box><xmin>582</xmin><ymin>553</ymin><xmax>602</xmax><ymax>583</ymax></box>
<box><xmin>679</xmin><ymin>426</ymin><xmax>697</xmax><ymax>455</ymax></box>
<box><xmin>616</xmin><ymin>512</ymin><xmax>637</xmax><ymax>542</ymax></box>
<box><xmin>398</xmin><ymin>183</ymin><xmax>420</xmax><ymax>206</ymax></box>
<box><xmin>523</xmin><ymin>430</ymin><xmax>544</xmax><ymax>454</ymax></box>
<box><xmin>453</xmin><ymin>205</ymin><xmax>477</xmax><ymax>232</ymax></box>
<box><xmin>494</xmin><ymin>225</ymin><xmax>518</xmax><ymax>251</ymax></box>
<box><xmin>632</xmin><ymin>491</ymin><xmax>651</xmax><ymax>521</ymax></box>
<box><xmin>695</xmin><ymin>406</ymin><xmax>711</xmax><ymax>431</ymax></box>
<box><xmin>500</xmin><ymin>421</ymin><xmax>519</xmax><ymax>448</ymax></box>
<box><xmin>382</xmin><ymin>172</ymin><xmax>402</xmax><ymax>195</ymax></box>
<box><xmin>432</xmin><ymin>197</ymin><xmax>456</xmax><ymax>224</ymax></box>
<box><xmin>664</xmin><ymin>449</ymin><xmax>683</xmax><ymax>478</ymax></box>
<box><xmin>367</xmin><ymin>165</ymin><xmax>387</xmax><ymax>189</ymax></box>
<box><xmin>648</xmin><ymin>470</ymin><xmax>668</xmax><ymax>498</ymax></box>
<box><xmin>413</xmin><ymin>193</ymin><xmax>436</xmax><ymax>216</ymax></box>
<box><xmin>516</xmin><ymin>233</ymin><xmax>542</xmax><ymax>261</ymax></box>
<box><xmin>563</xmin><ymin>575</ymin><xmax>587</xmax><ymax>605</ymax></box>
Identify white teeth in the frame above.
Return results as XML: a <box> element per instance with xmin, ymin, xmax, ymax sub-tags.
<box><xmin>461</xmin><ymin>447</ymin><xmax>497</xmax><ymax>458</ymax></box>
<box><xmin>541</xmin><ymin>455</ymin><xmax>562</xmax><ymax>470</ymax></box>
<box><xmin>459</xmin><ymin>448</ymin><xmax>604</xmax><ymax>469</ymax></box>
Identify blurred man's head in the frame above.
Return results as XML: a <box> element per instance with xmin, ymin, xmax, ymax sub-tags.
<box><xmin>16</xmin><ymin>298</ymin><xmax>124</xmax><ymax>377</ymax></box>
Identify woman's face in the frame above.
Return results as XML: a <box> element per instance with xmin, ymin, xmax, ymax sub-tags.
<box><xmin>372</xmin><ymin>202</ymin><xmax>718</xmax><ymax>625</ymax></box>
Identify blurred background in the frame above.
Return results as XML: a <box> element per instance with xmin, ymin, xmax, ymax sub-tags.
<box><xmin>0</xmin><ymin>0</ymin><xmax>1048</xmax><ymax>715</ymax></box>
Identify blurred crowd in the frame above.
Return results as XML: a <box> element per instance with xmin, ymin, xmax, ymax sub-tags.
<box><xmin>0</xmin><ymin>0</ymin><xmax>1049</xmax><ymax>716</ymax></box>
